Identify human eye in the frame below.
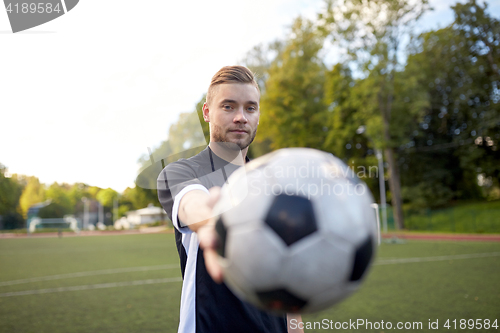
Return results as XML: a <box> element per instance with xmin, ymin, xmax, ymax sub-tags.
<box><xmin>247</xmin><ymin>105</ymin><xmax>257</xmax><ymax>112</ymax></box>
<box><xmin>222</xmin><ymin>104</ymin><xmax>233</xmax><ymax>110</ymax></box>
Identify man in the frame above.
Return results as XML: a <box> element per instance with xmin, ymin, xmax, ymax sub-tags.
<box><xmin>157</xmin><ymin>66</ymin><xmax>303</xmax><ymax>333</ymax></box>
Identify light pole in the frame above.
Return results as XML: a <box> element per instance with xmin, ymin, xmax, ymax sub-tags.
<box><xmin>81</xmin><ymin>197</ymin><xmax>89</xmax><ymax>230</ymax></box>
<box><xmin>113</xmin><ymin>194</ymin><xmax>120</xmax><ymax>225</ymax></box>
<box><xmin>98</xmin><ymin>201</ymin><xmax>104</xmax><ymax>225</ymax></box>
<box><xmin>357</xmin><ymin>126</ymin><xmax>388</xmax><ymax>233</ymax></box>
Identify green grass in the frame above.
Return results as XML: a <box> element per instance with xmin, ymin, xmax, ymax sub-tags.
<box><xmin>0</xmin><ymin>234</ymin><xmax>499</xmax><ymax>332</ymax></box>
<box><xmin>303</xmin><ymin>241</ymin><xmax>500</xmax><ymax>332</ymax></box>
<box><xmin>0</xmin><ymin>234</ymin><xmax>181</xmax><ymax>333</ymax></box>
<box><xmin>391</xmin><ymin>200</ymin><xmax>500</xmax><ymax>233</ymax></box>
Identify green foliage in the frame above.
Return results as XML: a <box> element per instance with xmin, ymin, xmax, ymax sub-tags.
<box><xmin>67</xmin><ymin>183</ymin><xmax>90</xmax><ymax>213</ymax></box>
<box><xmin>402</xmin><ymin>181</ymin><xmax>455</xmax><ymax>209</ymax></box>
<box><xmin>241</xmin><ymin>41</ymin><xmax>286</xmax><ymax>158</ymax></box>
<box><xmin>121</xmin><ymin>186</ymin><xmax>159</xmax><ymax>211</ymax></box>
<box><xmin>18</xmin><ymin>176</ymin><xmax>45</xmax><ymax>219</ymax></box>
<box><xmin>96</xmin><ymin>188</ymin><xmax>119</xmax><ymax>208</ymax></box>
<box><xmin>318</xmin><ymin>0</ymin><xmax>432</xmax><ymax>229</ymax></box>
<box><xmin>400</xmin><ymin>0</ymin><xmax>500</xmax><ymax>207</ymax></box>
<box><xmin>87</xmin><ymin>186</ymin><xmax>101</xmax><ymax>200</ymax></box>
<box><xmin>195</xmin><ymin>94</ymin><xmax>210</xmax><ymax>144</ymax></box>
<box><xmin>38</xmin><ymin>183</ymin><xmax>73</xmax><ymax>218</ymax></box>
<box><xmin>0</xmin><ymin>165</ymin><xmax>24</xmax><ymax>230</ymax></box>
<box><xmin>403</xmin><ymin>200</ymin><xmax>500</xmax><ymax>233</ymax></box>
<box><xmin>259</xmin><ymin>17</ymin><xmax>327</xmax><ymax>150</ymax></box>
<box><xmin>0</xmin><ymin>165</ymin><xmax>24</xmax><ymax>225</ymax></box>
<box><xmin>241</xmin><ymin>40</ymin><xmax>286</xmax><ymax>94</ymax></box>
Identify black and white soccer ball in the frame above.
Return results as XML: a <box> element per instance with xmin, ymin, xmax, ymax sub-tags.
<box><xmin>213</xmin><ymin>148</ymin><xmax>378</xmax><ymax>313</ymax></box>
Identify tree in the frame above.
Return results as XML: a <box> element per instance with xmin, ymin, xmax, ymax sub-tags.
<box><xmin>67</xmin><ymin>183</ymin><xmax>91</xmax><ymax>215</ymax></box>
<box><xmin>241</xmin><ymin>41</ymin><xmax>286</xmax><ymax>94</ymax></box>
<box><xmin>258</xmin><ymin>17</ymin><xmax>327</xmax><ymax>150</ymax></box>
<box><xmin>121</xmin><ymin>186</ymin><xmax>158</xmax><ymax>210</ymax></box>
<box><xmin>401</xmin><ymin>0</ymin><xmax>500</xmax><ymax>204</ymax></box>
<box><xmin>240</xmin><ymin>41</ymin><xmax>286</xmax><ymax>158</ymax></box>
<box><xmin>87</xmin><ymin>186</ymin><xmax>102</xmax><ymax>200</ymax></box>
<box><xmin>322</xmin><ymin>64</ymin><xmax>382</xmax><ymax>199</ymax></box>
<box><xmin>39</xmin><ymin>182</ymin><xmax>73</xmax><ymax>218</ymax></box>
<box><xmin>96</xmin><ymin>188</ymin><xmax>119</xmax><ymax>208</ymax></box>
<box><xmin>450</xmin><ymin>0</ymin><xmax>500</xmax><ymax>196</ymax></box>
<box><xmin>319</xmin><ymin>0</ymin><xmax>431</xmax><ymax>229</ymax></box>
<box><xmin>19</xmin><ymin>176</ymin><xmax>45</xmax><ymax>219</ymax></box>
<box><xmin>0</xmin><ymin>164</ymin><xmax>24</xmax><ymax>229</ymax></box>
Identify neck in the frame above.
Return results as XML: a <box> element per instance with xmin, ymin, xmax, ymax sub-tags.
<box><xmin>209</xmin><ymin>142</ymin><xmax>247</xmax><ymax>165</ymax></box>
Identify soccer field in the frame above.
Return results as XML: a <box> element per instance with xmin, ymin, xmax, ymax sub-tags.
<box><xmin>0</xmin><ymin>234</ymin><xmax>498</xmax><ymax>333</ymax></box>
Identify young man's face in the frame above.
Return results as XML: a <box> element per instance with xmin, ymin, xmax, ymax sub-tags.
<box><xmin>203</xmin><ymin>83</ymin><xmax>260</xmax><ymax>150</ymax></box>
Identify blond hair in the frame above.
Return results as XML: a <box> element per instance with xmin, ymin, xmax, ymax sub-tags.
<box><xmin>206</xmin><ymin>66</ymin><xmax>259</xmax><ymax>106</ymax></box>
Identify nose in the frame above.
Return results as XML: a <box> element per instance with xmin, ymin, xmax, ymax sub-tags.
<box><xmin>233</xmin><ymin>107</ymin><xmax>248</xmax><ymax>123</ymax></box>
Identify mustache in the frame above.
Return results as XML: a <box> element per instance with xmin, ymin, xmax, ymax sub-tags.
<box><xmin>228</xmin><ymin>127</ymin><xmax>249</xmax><ymax>133</ymax></box>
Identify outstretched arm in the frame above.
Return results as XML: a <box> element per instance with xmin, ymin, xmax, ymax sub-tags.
<box><xmin>178</xmin><ymin>187</ymin><xmax>224</xmax><ymax>282</ymax></box>
<box><xmin>180</xmin><ymin>187</ymin><xmax>305</xmax><ymax>333</ymax></box>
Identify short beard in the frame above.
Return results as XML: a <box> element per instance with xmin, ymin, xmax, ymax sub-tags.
<box><xmin>211</xmin><ymin>124</ymin><xmax>257</xmax><ymax>150</ymax></box>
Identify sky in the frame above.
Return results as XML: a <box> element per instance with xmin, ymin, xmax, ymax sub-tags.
<box><xmin>1</xmin><ymin>0</ymin><xmax>499</xmax><ymax>192</ymax></box>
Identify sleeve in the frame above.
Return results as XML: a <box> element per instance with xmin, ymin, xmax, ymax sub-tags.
<box><xmin>157</xmin><ymin>161</ymin><xmax>209</xmax><ymax>233</ymax></box>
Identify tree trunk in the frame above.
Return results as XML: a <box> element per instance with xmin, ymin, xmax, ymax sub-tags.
<box><xmin>384</xmin><ymin>146</ymin><xmax>404</xmax><ymax>230</ymax></box>
<box><xmin>379</xmin><ymin>87</ymin><xmax>405</xmax><ymax>230</ymax></box>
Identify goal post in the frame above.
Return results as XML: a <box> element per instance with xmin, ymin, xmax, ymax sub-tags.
<box><xmin>28</xmin><ymin>216</ymin><xmax>80</xmax><ymax>234</ymax></box>
<box><xmin>371</xmin><ymin>203</ymin><xmax>381</xmax><ymax>245</ymax></box>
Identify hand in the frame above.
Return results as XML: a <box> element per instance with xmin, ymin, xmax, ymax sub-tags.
<box><xmin>197</xmin><ymin>187</ymin><xmax>224</xmax><ymax>283</ymax></box>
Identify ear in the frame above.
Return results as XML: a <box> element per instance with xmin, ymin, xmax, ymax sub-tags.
<box><xmin>202</xmin><ymin>103</ymin><xmax>210</xmax><ymax>122</ymax></box>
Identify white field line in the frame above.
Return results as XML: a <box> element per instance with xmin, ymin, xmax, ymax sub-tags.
<box><xmin>0</xmin><ymin>264</ymin><xmax>179</xmax><ymax>287</ymax></box>
<box><xmin>374</xmin><ymin>252</ymin><xmax>500</xmax><ymax>265</ymax></box>
<box><xmin>0</xmin><ymin>277</ymin><xmax>182</xmax><ymax>297</ymax></box>
<box><xmin>2</xmin><ymin>253</ymin><xmax>499</xmax><ymax>298</ymax></box>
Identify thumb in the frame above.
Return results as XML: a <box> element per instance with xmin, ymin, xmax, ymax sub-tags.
<box><xmin>206</xmin><ymin>187</ymin><xmax>221</xmax><ymax>209</ymax></box>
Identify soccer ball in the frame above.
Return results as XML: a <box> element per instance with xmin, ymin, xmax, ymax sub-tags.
<box><xmin>213</xmin><ymin>148</ymin><xmax>378</xmax><ymax>313</ymax></box>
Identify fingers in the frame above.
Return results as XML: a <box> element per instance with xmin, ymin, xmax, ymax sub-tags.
<box><xmin>204</xmin><ymin>248</ymin><xmax>224</xmax><ymax>283</ymax></box>
<box><xmin>198</xmin><ymin>223</ymin><xmax>217</xmax><ymax>248</ymax></box>
<box><xmin>197</xmin><ymin>187</ymin><xmax>224</xmax><ymax>283</ymax></box>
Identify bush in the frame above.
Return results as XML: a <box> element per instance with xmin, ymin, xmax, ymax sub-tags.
<box><xmin>0</xmin><ymin>211</ymin><xmax>25</xmax><ymax>230</ymax></box>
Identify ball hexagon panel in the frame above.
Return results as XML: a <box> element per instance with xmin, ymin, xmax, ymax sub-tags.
<box><xmin>215</xmin><ymin>216</ymin><xmax>228</xmax><ymax>258</ymax></box>
<box><xmin>349</xmin><ymin>235</ymin><xmax>374</xmax><ymax>281</ymax></box>
<box><xmin>222</xmin><ymin>259</ymin><xmax>261</xmax><ymax>307</ymax></box>
<box><xmin>225</xmin><ymin>223</ymin><xmax>286</xmax><ymax>291</ymax></box>
<box><xmin>313</xmin><ymin>182</ymin><xmax>372</xmax><ymax>245</ymax></box>
<box><xmin>305</xmin><ymin>283</ymin><xmax>358</xmax><ymax>313</ymax></box>
<box><xmin>216</xmin><ymin>168</ymin><xmax>277</xmax><ymax>228</ymax></box>
<box><xmin>264</xmin><ymin>194</ymin><xmax>317</xmax><ymax>247</ymax></box>
<box><xmin>281</xmin><ymin>234</ymin><xmax>352</xmax><ymax>299</ymax></box>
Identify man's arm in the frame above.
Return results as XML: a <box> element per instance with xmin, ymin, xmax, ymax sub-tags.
<box><xmin>177</xmin><ymin>189</ymin><xmax>215</xmax><ymax>232</ymax></box>
<box><xmin>181</xmin><ymin>189</ymin><xmax>306</xmax><ymax>333</ymax></box>
<box><xmin>181</xmin><ymin>188</ymin><xmax>307</xmax><ymax>333</ymax></box>
<box><xmin>178</xmin><ymin>187</ymin><xmax>224</xmax><ymax>283</ymax></box>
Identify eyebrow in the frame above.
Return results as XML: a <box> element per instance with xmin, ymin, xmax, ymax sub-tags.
<box><xmin>220</xmin><ymin>99</ymin><xmax>259</xmax><ymax>106</ymax></box>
